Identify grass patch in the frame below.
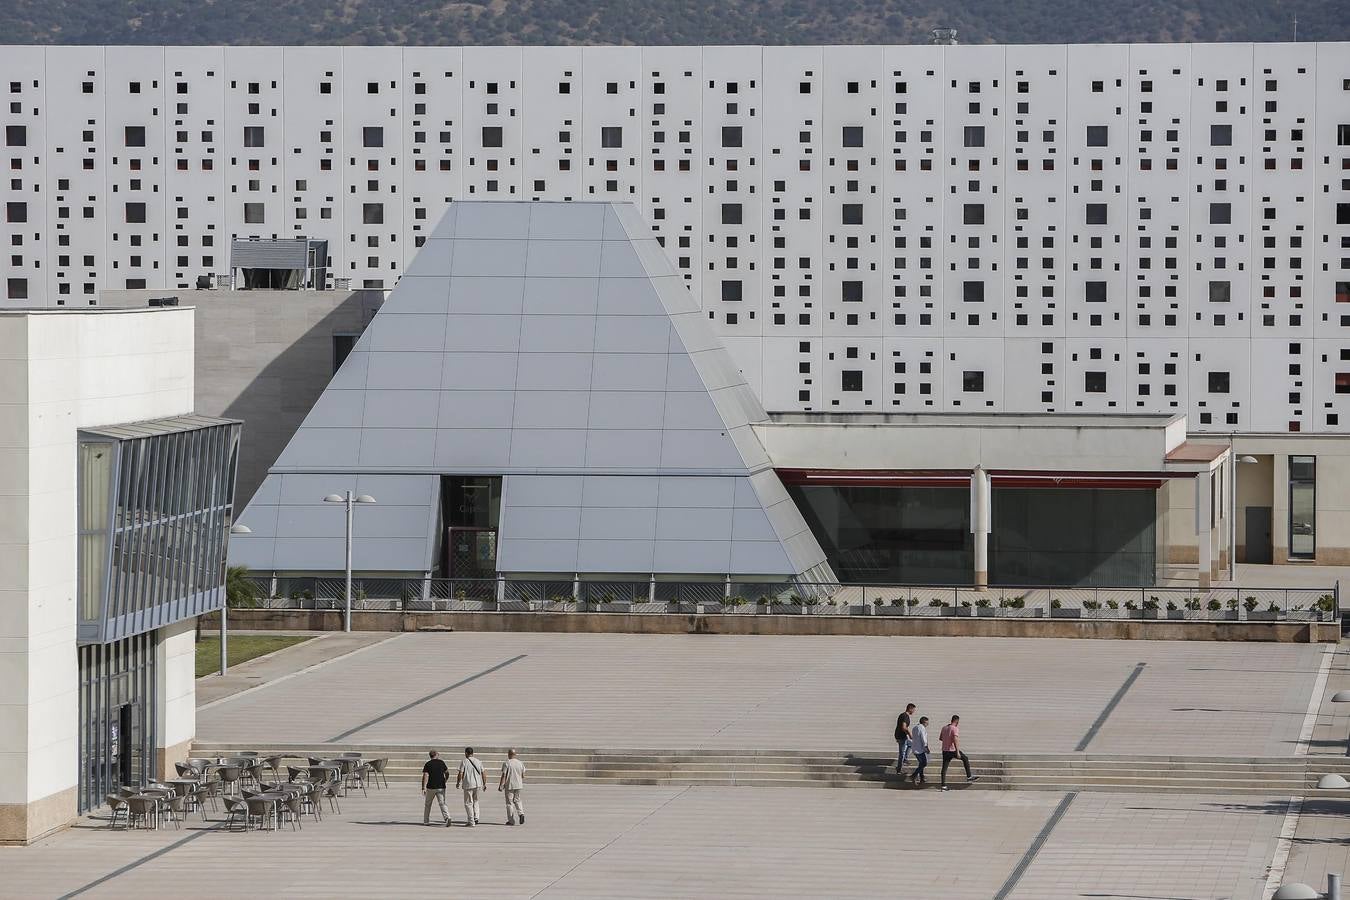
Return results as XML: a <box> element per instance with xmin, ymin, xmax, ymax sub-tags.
<box><xmin>196</xmin><ymin>634</ymin><xmax>312</xmax><ymax>678</ymax></box>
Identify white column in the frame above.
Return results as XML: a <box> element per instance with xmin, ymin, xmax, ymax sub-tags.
<box><xmin>155</xmin><ymin>619</ymin><xmax>197</xmax><ymax>780</ymax></box>
<box><xmin>971</xmin><ymin>466</ymin><xmax>991</xmax><ymax>588</ymax></box>
<box><xmin>1196</xmin><ymin>472</ymin><xmax>1213</xmax><ymax>589</ymax></box>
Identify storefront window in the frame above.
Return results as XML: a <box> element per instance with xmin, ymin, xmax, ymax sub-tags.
<box><xmin>1289</xmin><ymin>456</ymin><xmax>1316</xmax><ymax>559</ymax></box>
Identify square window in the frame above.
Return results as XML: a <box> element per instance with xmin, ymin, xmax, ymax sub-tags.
<box><xmin>842</xmin><ymin>203</ymin><xmax>863</xmax><ymax>225</ymax></box>
<box><xmin>963</xmin><ymin>371</ymin><xmax>984</xmax><ymax>392</ymax></box>
<box><xmin>362</xmin><ymin>126</ymin><xmax>383</xmax><ymax>148</ymax></box>
<box><xmin>962</xmin><ymin>281</ymin><xmax>984</xmax><ymax>302</ymax></box>
<box><xmin>1210</xmin><ymin>202</ymin><xmax>1231</xmax><ymax>225</ymax></box>
<box><xmin>963</xmin><ymin>125</ymin><xmax>984</xmax><ymax>148</ymax></box>
<box><xmin>721</xmin><ymin>280</ymin><xmax>742</xmax><ymax>302</ymax></box>
<box><xmin>124</xmin><ymin>125</ymin><xmax>146</xmax><ymax>147</ymax></box>
<box><xmin>124</xmin><ymin>202</ymin><xmax>146</xmax><ymax>224</ymax></box>
<box><xmin>841</xmin><ymin>370</ymin><xmax>863</xmax><ymax>392</ymax></box>
<box><xmin>962</xmin><ymin>203</ymin><xmax>984</xmax><ymax>226</ymax></box>
<box><xmin>841</xmin><ymin>126</ymin><xmax>863</xmax><ymax>147</ymax></box>
<box><xmin>481</xmin><ymin>126</ymin><xmax>503</xmax><ymax>147</ymax></box>
<box><xmin>1085</xmin><ymin>125</ymin><xmax>1108</xmax><ymax>146</ymax></box>
<box><xmin>1085</xmin><ymin>281</ymin><xmax>1107</xmax><ymax>302</ymax></box>
<box><xmin>721</xmin><ymin>125</ymin><xmax>742</xmax><ymax>148</ymax></box>
<box><xmin>1209</xmin><ymin>280</ymin><xmax>1231</xmax><ymax>302</ymax></box>
<box><xmin>721</xmin><ymin>203</ymin><xmax>742</xmax><ymax>225</ymax></box>
<box><xmin>4</xmin><ymin>124</ymin><xmax>24</xmax><ymax>147</ymax></box>
<box><xmin>1210</xmin><ymin>124</ymin><xmax>1232</xmax><ymax>146</ymax></box>
<box><xmin>243</xmin><ymin>202</ymin><xmax>264</xmax><ymax>224</ymax></box>
<box><xmin>1085</xmin><ymin>203</ymin><xmax>1107</xmax><ymax>225</ymax></box>
<box><xmin>1084</xmin><ymin>371</ymin><xmax>1106</xmax><ymax>393</ymax></box>
<box><xmin>1208</xmin><ymin>371</ymin><xmax>1230</xmax><ymax>393</ymax></box>
<box><xmin>601</xmin><ymin>126</ymin><xmax>623</xmax><ymax>149</ymax></box>
<box><xmin>842</xmin><ymin>280</ymin><xmax>863</xmax><ymax>302</ymax></box>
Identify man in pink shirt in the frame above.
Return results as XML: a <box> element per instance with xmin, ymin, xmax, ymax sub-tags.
<box><xmin>938</xmin><ymin>714</ymin><xmax>978</xmax><ymax>791</ymax></box>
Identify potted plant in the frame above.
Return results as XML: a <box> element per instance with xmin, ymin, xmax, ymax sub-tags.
<box><xmin>928</xmin><ymin>598</ymin><xmax>947</xmax><ymax>616</ymax></box>
<box><xmin>974</xmin><ymin>597</ymin><xmax>997</xmax><ymax>617</ymax></box>
<box><xmin>1208</xmin><ymin>597</ymin><xmax>1236</xmax><ymax>621</ymax></box>
<box><xmin>1049</xmin><ymin>597</ymin><xmax>1081</xmax><ymax>619</ymax></box>
<box><xmin>1106</xmin><ymin>600</ymin><xmax>1120</xmax><ymax>615</ymax></box>
<box><xmin>1164</xmin><ymin>599</ymin><xmax>1185</xmax><ymax>621</ymax></box>
<box><xmin>770</xmin><ymin>594</ymin><xmax>803</xmax><ymax>615</ymax></box>
<box><xmin>1001</xmin><ymin>595</ymin><xmax>1042</xmax><ymax>618</ymax></box>
<box><xmin>906</xmin><ymin>598</ymin><xmax>921</xmax><ymax>614</ymax></box>
<box><xmin>719</xmin><ymin>595</ymin><xmax>752</xmax><ymax>615</ymax></box>
<box><xmin>1314</xmin><ymin>594</ymin><xmax>1338</xmax><ymax>621</ymax></box>
<box><xmin>876</xmin><ymin>597</ymin><xmax>906</xmax><ymax>617</ymax></box>
<box><xmin>1082</xmin><ymin>599</ymin><xmax>1107</xmax><ymax>618</ymax></box>
<box><xmin>1247</xmin><ymin>599</ymin><xmax>1281</xmax><ymax>622</ymax></box>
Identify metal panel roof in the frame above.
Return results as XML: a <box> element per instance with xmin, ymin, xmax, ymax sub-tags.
<box><xmin>79</xmin><ymin>414</ymin><xmax>240</xmax><ymax>442</ymax></box>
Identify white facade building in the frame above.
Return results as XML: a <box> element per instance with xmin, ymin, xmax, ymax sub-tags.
<box><xmin>2</xmin><ymin>43</ymin><xmax>1349</xmax><ymax>435</ymax></box>
<box><xmin>0</xmin><ymin>306</ymin><xmax>237</xmax><ymax>842</ymax></box>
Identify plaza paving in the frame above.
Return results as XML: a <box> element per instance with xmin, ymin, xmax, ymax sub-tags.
<box><xmin>1</xmin><ymin>785</ymin><xmax>1327</xmax><ymax>900</ymax></box>
<box><xmin>197</xmin><ymin>632</ymin><xmax>1334</xmax><ymax>757</ymax></box>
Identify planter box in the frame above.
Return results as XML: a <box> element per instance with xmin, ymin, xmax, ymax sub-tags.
<box><xmin>941</xmin><ymin>607</ymin><xmax>973</xmax><ymax>617</ymax></box>
<box><xmin>1164</xmin><ymin>610</ymin><xmax>1187</xmax><ymax>620</ymax></box>
<box><xmin>497</xmin><ymin>599</ymin><xmax>529</xmax><ymax>612</ymax></box>
<box><xmin>1003</xmin><ymin>608</ymin><xmax>1044</xmax><ymax>618</ymax></box>
<box><xmin>1049</xmin><ymin>608</ymin><xmax>1082</xmax><ymax>619</ymax></box>
<box><xmin>451</xmin><ymin>599</ymin><xmax>496</xmax><ymax>612</ymax></box>
<box><xmin>1207</xmin><ymin>610</ymin><xmax>1238</xmax><ymax>621</ymax></box>
<box><xmin>1126</xmin><ymin>610</ymin><xmax>1159</xmax><ymax>620</ymax></box>
<box><xmin>667</xmin><ymin>602</ymin><xmax>699</xmax><ymax>614</ymax></box>
<box><xmin>973</xmin><ymin>607</ymin><xmax>998</xmax><ymax>617</ymax></box>
<box><xmin>718</xmin><ymin>604</ymin><xmax>755</xmax><ymax>615</ymax></box>
<box><xmin>1287</xmin><ymin>610</ymin><xmax>1327</xmax><ymax>622</ymax></box>
<box><xmin>768</xmin><ymin>604</ymin><xmax>801</xmax><ymax>615</ymax></box>
<box><xmin>875</xmin><ymin>606</ymin><xmax>907</xmax><ymax>616</ymax></box>
<box><xmin>531</xmin><ymin>600</ymin><xmax>576</xmax><ymax>613</ymax></box>
<box><xmin>1245</xmin><ymin>611</ymin><xmax>1280</xmax><ymax>621</ymax></box>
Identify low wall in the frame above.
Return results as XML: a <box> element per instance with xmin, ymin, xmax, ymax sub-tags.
<box><xmin>206</xmin><ymin>609</ymin><xmax>1337</xmax><ymax>643</ymax></box>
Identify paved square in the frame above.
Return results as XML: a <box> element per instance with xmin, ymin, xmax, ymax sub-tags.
<box><xmin>0</xmin><ymin>786</ymin><xmax>1304</xmax><ymax>900</ymax></box>
<box><xmin>198</xmin><ymin>632</ymin><xmax>1329</xmax><ymax>756</ymax></box>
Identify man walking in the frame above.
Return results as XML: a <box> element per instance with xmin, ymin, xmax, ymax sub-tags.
<box><xmin>498</xmin><ymin>749</ymin><xmax>526</xmax><ymax>825</ymax></box>
<box><xmin>894</xmin><ymin>702</ymin><xmax>916</xmax><ymax>776</ymax></box>
<box><xmin>939</xmin><ymin>714</ymin><xmax>978</xmax><ymax>791</ymax></box>
<box><xmin>421</xmin><ymin>750</ymin><xmax>451</xmax><ymax>826</ymax></box>
<box><xmin>456</xmin><ymin>747</ymin><xmax>486</xmax><ymax>826</ymax></box>
<box><xmin>910</xmin><ymin>715</ymin><xmax>930</xmax><ymax>786</ymax></box>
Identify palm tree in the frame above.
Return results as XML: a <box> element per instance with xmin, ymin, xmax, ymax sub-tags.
<box><xmin>226</xmin><ymin>565</ymin><xmax>261</xmax><ymax>609</ymax></box>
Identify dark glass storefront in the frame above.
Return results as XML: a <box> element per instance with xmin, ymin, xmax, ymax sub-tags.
<box><xmin>786</xmin><ymin>484</ymin><xmax>974</xmax><ymax>583</ymax></box>
<box><xmin>786</xmin><ymin>480</ymin><xmax>1157</xmax><ymax>586</ymax></box>
<box><xmin>77</xmin><ymin>633</ymin><xmax>156</xmax><ymax>813</ymax></box>
<box><xmin>440</xmin><ymin>476</ymin><xmax>502</xmax><ymax>577</ymax></box>
<box><xmin>990</xmin><ymin>488</ymin><xmax>1156</xmax><ymax>586</ymax></box>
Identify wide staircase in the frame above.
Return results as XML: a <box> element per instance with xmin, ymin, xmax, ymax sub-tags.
<box><xmin>191</xmin><ymin>742</ymin><xmax>1350</xmax><ymax>796</ymax></box>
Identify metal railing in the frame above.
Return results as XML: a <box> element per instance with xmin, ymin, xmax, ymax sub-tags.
<box><xmin>234</xmin><ymin>576</ymin><xmax>1340</xmax><ymax>622</ymax></box>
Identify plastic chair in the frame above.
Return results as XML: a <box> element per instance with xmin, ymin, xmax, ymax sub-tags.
<box><xmin>368</xmin><ymin>757</ymin><xmax>390</xmax><ymax>789</ymax></box>
<box><xmin>223</xmin><ymin>797</ymin><xmax>249</xmax><ymax>832</ymax></box>
<box><xmin>282</xmin><ymin>795</ymin><xmax>304</xmax><ymax>831</ymax></box>
<box><xmin>217</xmin><ymin>766</ymin><xmax>243</xmax><ymax>797</ymax></box>
<box><xmin>264</xmin><ymin>756</ymin><xmax>285</xmax><ymax>781</ymax></box>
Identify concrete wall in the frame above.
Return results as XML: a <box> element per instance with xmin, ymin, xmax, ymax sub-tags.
<box><xmin>1163</xmin><ymin>434</ymin><xmax>1350</xmax><ymax>567</ymax></box>
<box><xmin>101</xmin><ymin>289</ymin><xmax>379</xmax><ymax>506</ymax></box>
<box><xmin>0</xmin><ymin>307</ymin><xmax>194</xmax><ymax>844</ymax></box>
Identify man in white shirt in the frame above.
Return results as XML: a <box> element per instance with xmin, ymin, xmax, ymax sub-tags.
<box><xmin>498</xmin><ymin>748</ymin><xmax>526</xmax><ymax>825</ymax></box>
<box><xmin>455</xmin><ymin>747</ymin><xmax>486</xmax><ymax>826</ymax></box>
<box><xmin>909</xmin><ymin>716</ymin><xmax>931</xmax><ymax>786</ymax></box>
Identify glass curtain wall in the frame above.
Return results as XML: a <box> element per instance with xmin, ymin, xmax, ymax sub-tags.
<box><xmin>990</xmin><ymin>488</ymin><xmax>1157</xmax><ymax>586</ymax></box>
<box><xmin>786</xmin><ymin>484</ymin><xmax>973</xmax><ymax>583</ymax></box>
<box><xmin>77</xmin><ymin>633</ymin><xmax>156</xmax><ymax>813</ymax></box>
<box><xmin>1289</xmin><ymin>456</ymin><xmax>1316</xmax><ymax>559</ymax></box>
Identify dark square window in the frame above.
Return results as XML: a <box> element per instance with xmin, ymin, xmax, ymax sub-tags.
<box><xmin>963</xmin><ymin>203</ymin><xmax>984</xmax><ymax>226</ymax></box>
<box><xmin>1085</xmin><ymin>125</ymin><xmax>1108</xmax><ymax>146</ymax></box>
<box><xmin>4</xmin><ymin>125</ymin><xmax>24</xmax><ymax>146</ymax></box>
<box><xmin>5</xmin><ymin>201</ymin><xmax>26</xmax><ymax>223</ymax></box>
<box><xmin>962</xmin><ymin>281</ymin><xmax>984</xmax><ymax>302</ymax></box>
<box><xmin>243</xmin><ymin>125</ymin><xmax>265</xmax><ymax>148</ymax></box>
<box><xmin>721</xmin><ymin>126</ymin><xmax>742</xmax><ymax>148</ymax></box>
<box><xmin>842</xmin><ymin>204</ymin><xmax>863</xmax><ymax>225</ymax></box>
<box><xmin>721</xmin><ymin>280</ymin><xmax>742</xmax><ymax>302</ymax></box>
<box><xmin>362</xmin><ymin>203</ymin><xmax>383</xmax><ymax>225</ymax></box>
<box><xmin>481</xmin><ymin>126</ymin><xmax>503</xmax><ymax>147</ymax></box>
<box><xmin>601</xmin><ymin>126</ymin><xmax>623</xmax><ymax>148</ymax></box>
<box><xmin>1208</xmin><ymin>371</ymin><xmax>1230</xmax><ymax>393</ymax></box>
<box><xmin>721</xmin><ymin>203</ymin><xmax>742</xmax><ymax>225</ymax></box>
<box><xmin>1084</xmin><ymin>371</ymin><xmax>1107</xmax><ymax>393</ymax></box>
<box><xmin>6</xmin><ymin>277</ymin><xmax>26</xmax><ymax>299</ymax></box>
<box><xmin>963</xmin><ymin>125</ymin><xmax>984</xmax><ymax>148</ymax></box>
<box><xmin>124</xmin><ymin>125</ymin><xmax>146</xmax><ymax>147</ymax></box>
<box><xmin>243</xmin><ymin>202</ymin><xmax>264</xmax><ymax>224</ymax></box>
<box><xmin>842</xmin><ymin>280</ymin><xmax>863</xmax><ymax>302</ymax></box>
<box><xmin>1209</xmin><ymin>280</ymin><xmax>1231</xmax><ymax>302</ymax></box>
<box><xmin>1210</xmin><ymin>124</ymin><xmax>1232</xmax><ymax>146</ymax></box>
<box><xmin>362</xmin><ymin>126</ymin><xmax>383</xmax><ymax>148</ymax></box>
<box><xmin>841</xmin><ymin>370</ymin><xmax>863</xmax><ymax>392</ymax></box>
<box><xmin>1085</xmin><ymin>281</ymin><xmax>1107</xmax><ymax>302</ymax></box>
<box><xmin>1085</xmin><ymin>203</ymin><xmax>1107</xmax><ymax>225</ymax></box>
<box><xmin>124</xmin><ymin>202</ymin><xmax>146</xmax><ymax>224</ymax></box>
<box><xmin>1210</xmin><ymin>203</ymin><xmax>1231</xmax><ymax>225</ymax></box>
<box><xmin>963</xmin><ymin>370</ymin><xmax>984</xmax><ymax>392</ymax></box>
<box><xmin>841</xmin><ymin>126</ymin><xmax>864</xmax><ymax>147</ymax></box>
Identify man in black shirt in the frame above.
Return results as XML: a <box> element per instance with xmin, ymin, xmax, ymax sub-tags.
<box><xmin>895</xmin><ymin>703</ymin><xmax>916</xmax><ymax>776</ymax></box>
<box><xmin>422</xmin><ymin>749</ymin><xmax>452</xmax><ymax>826</ymax></box>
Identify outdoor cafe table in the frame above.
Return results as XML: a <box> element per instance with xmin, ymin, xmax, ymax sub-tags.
<box><xmin>251</xmin><ymin>791</ymin><xmax>293</xmax><ymax>831</ymax></box>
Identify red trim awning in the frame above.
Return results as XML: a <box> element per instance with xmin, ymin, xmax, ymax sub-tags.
<box><xmin>775</xmin><ymin>468</ymin><xmax>1166</xmax><ymax>490</ymax></box>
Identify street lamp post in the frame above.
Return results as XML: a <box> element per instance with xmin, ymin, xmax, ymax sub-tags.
<box><xmin>224</xmin><ymin>523</ymin><xmax>252</xmax><ymax>675</ymax></box>
<box><xmin>1228</xmin><ymin>449</ymin><xmax>1259</xmax><ymax>583</ymax></box>
<box><xmin>324</xmin><ymin>492</ymin><xmax>376</xmax><ymax>632</ymax></box>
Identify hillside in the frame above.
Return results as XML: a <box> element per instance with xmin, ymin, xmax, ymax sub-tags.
<box><xmin>0</xmin><ymin>0</ymin><xmax>1344</xmax><ymax>47</ymax></box>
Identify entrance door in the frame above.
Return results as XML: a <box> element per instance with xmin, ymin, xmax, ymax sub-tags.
<box><xmin>1245</xmin><ymin>506</ymin><xmax>1273</xmax><ymax>564</ymax></box>
<box><xmin>446</xmin><ymin>527</ymin><xmax>498</xmax><ymax>579</ymax></box>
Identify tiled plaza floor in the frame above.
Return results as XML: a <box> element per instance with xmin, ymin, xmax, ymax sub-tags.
<box><xmin>1</xmin><ymin>786</ymin><xmax>1310</xmax><ymax>900</ymax></box>
<box><xmin>197</xmin><ymin>632</ymin><xmax>1331</xmax><ymax>756</ymax></box>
